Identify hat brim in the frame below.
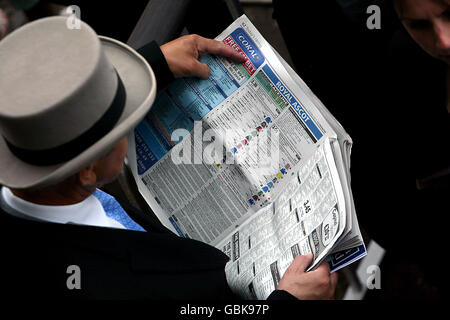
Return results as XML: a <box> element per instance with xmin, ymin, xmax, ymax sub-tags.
<box><xmin>0</xmin><ymin>36</ymin><xmax>156</xmax><ymax>189</ymax></box>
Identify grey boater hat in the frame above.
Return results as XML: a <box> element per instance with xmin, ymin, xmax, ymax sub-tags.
<box><xmin>0</xmin><ymin>16</ymin><xmax>156</xmax><ymax>189</ymax></box>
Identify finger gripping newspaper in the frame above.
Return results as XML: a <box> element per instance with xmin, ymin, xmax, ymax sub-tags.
<box><xmin>127</xmin><ymin>15</ymin><xmax>366</xmax><ymax>299</ymax></box>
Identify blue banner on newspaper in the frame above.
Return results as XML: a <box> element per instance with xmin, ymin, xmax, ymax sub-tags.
<box><xmin>261</xmin><ymin>65</ymin><xmax>323</xmax><ymax>142</ymax></box>
<box><xmin>328</xmin><ymin>244</ymin><xmax>367</xmax><ymax>272</ymax></box>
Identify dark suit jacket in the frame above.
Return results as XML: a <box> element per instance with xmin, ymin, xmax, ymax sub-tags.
<box><xmin>0</xmin><ymin>196</ymin><xmax>238</xmax><ymax>300</ymax></box>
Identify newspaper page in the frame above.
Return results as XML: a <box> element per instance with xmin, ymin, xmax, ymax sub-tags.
<box><xmin>128</xmin><ymin>15</ymin><xmax>338</xmax><ymax>244</ymax></box>
<box><xmin>273</xmin><ymin>47</ymin><xmax>366</xmax><ymax>269</ymax></box>
<box><xmin>127</xmin><ymin>15</ymin><xmax>362</xmax><ymax>298</ymax></box>
<box><xmin>218</xmin><ymin>139</ymin><xmax>347</xmax><ymax>299</ymax></box>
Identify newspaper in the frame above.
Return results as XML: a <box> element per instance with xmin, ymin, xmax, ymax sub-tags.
<box><xmin>127</xmin><ymin>15</ymin><xmax>366</xmax><ymax>299</ymax></box>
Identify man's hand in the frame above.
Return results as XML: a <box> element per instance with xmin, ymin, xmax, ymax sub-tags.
<box><xmin>277</xmin><ymin>253</ymin><xmax>338</xmax><ymax>300</ymax></box>
<box><xmin>160</xmin><ymin>34</ymin><xmax>246</xmax><ymax>79</ymax></box>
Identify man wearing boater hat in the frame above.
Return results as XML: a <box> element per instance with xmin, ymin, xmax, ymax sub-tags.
<box><xmin>0</xmin><ymin>17</ymin><xmax>337</xmax><ymax>300</ymax></box>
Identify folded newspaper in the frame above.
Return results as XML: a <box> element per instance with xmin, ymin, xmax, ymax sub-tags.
<box><xmin>127</xmin><ymin>15</ymin><xmax>367</xmax><ymax>299</ymax></box>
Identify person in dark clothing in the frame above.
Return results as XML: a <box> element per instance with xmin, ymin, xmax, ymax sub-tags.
<box><xmin>273</xmin><ymin>0</ymin><xmax>449</xmax><ymax>297</ymax></box>
<box><xmin>0</xmin><ymin>16</ymin><xmax>338</xmax><ymax>300</ymax></box>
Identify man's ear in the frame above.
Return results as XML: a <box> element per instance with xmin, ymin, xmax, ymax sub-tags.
<box><xmin>77</xmin><ymin>164</ymin><xmax>97</xmax><ymax>187</ymax></box>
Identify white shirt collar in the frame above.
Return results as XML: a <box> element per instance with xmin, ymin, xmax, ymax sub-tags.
<box><xmin>1</xmin><ymin>187</ymin><xmax>125</xmax><ymax>229</ymax></box>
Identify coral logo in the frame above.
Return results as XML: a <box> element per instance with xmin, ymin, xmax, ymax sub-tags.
<box><xmin>237</xmin><ymin>35</ymin><xmax>260</xmax><ymax>60</ymax></box>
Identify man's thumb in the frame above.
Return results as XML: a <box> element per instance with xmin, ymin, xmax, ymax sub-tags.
<box><xmin>293</xmin><ymin>253</ymin><xmax>314</xmax><ymax>272</ymax></box>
